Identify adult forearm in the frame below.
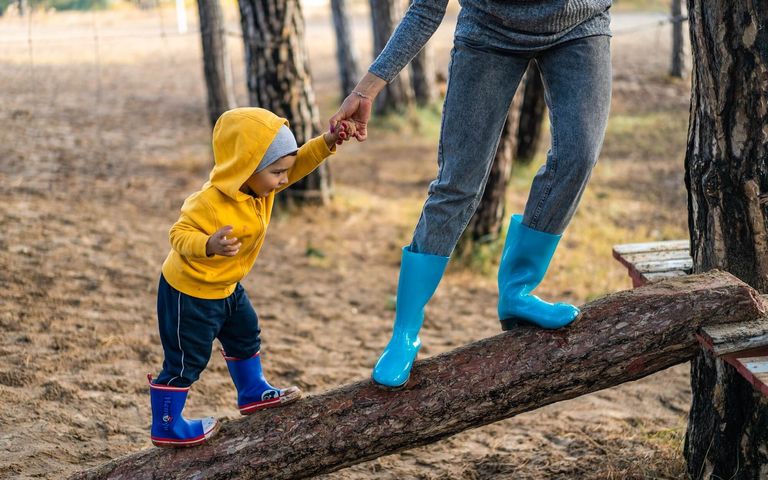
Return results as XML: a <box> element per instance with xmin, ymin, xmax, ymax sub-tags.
<box><xmin>352</xmin><ymin>72</ymin><xmax>387</xmax><ymax>100</ymax></box>
<box><xmin>368</xmin><ymin>0</ymin><xmax>448</xmax><ymax>83</ymax></box>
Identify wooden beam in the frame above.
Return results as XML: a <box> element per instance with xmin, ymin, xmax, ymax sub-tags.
<box><xmin>697</xmin><ymin>316</ymin><xmax>768</xmax><ymax>397</ymax></box>
<box><xmin>698</xmin><ymin>318</ymin><xmax>768</xmax><ymax>356</ymax></box>
<box><xmin>71</xmin><ymin>271</ymin><xmax>767</xmax><ymax>480</ymax></box>
<box><xmin>612</xmin><ymin>240</ymin><xmax>692</xmax><ymax>287</ymax></box>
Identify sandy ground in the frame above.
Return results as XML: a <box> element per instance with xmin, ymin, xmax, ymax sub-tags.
<box><xmin>0</xmin><ymin>4</ymin><xmax>693</xmax><ymax>479</ymax></box>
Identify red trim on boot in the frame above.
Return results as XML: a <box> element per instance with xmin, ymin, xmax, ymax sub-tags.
<box><xmin>147</xmin><ymin>374</ymin><xmax>190</xmax><ymax>391</ymax></box>
<box><xmin>238</xmin><ymin>396</ymin><xmax>283</xmax><ymax>414</ymax></box>
<box><xmin>219</xmin><ymin>348</ymin><xmax>260</xmax><ymax>362</ymax></box>
<box><xmin>151</xmin><ymin>432</ymin><xmax>207</xmax><ymax>447</ymax></box>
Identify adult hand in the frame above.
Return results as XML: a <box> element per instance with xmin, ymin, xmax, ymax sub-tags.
<box><xmin>329</xmin><ymin>72</ymin><xmax>387</xmax><ymax>142</ymax></box>
<box><xmin>206</xmin><ymin>226</ymin><xmax>241</xmax><ymax>257</ymax></box>
<box><xmin>323</xmin><ymin>120</ymin><xmax>357</xmax><ymax>147</ymax></box>
<box><xmin>329</xmin><ymin>93</ymin><xmax>372</xmax><ymax>142</ymax></box>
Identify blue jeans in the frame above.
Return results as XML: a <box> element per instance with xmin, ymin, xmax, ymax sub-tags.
<box><xmin>410</xmin><ymin>35</ymin><xmax>612</xmax><ymax>256</ymax></box>
<box><xmin>155</xmin><ymin>275</ymin><xmax>261</xmax><ymax>387</ymax></box>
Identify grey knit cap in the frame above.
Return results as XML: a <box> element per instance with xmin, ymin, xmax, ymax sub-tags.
<box><xmin>256</xmin><ymin>125</ymin><xmax>298</xmax><ymax>172</ymax></box>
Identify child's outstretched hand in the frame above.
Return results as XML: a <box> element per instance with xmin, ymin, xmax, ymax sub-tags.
<box><xmin>206</xmin><ymin>225</ymin><xmax>241</xmax><ymax>257</ymax></box>
<box><xmin>323</xmin><ymin>120</ymin><xmax>357</xmax><ymax>148</ymax></box>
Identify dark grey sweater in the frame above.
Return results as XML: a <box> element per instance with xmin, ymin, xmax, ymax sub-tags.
<box><xmin>370</xmin><ymin>0</ymin><xmax>612</xmax><ymax>82</ymax></box>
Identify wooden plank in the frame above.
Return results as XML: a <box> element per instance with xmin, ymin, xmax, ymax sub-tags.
<box><xmin>728</xmin><ymin>353</ymin><xmax>768</xmax><ymax>398</ymax></box>
<box><xmin>617</xmin><ymin>249</ymin><xmax>692</xmax><ymax>265</ymax></box>
<box><xmin>643</xmin><ymin>270</ymin><xmax>689</xmax><ymax>283</ymax></box>
<box><xmin>634</xmin><ymin>258</ymin><xmax>693</xmax><ymax>274</ymax></box>
<box><xmin>700</xmin><ymin>319</ymin><xmax>768</xmax><ymax>356</ymax></box>
<box><xmin>629</xmin><ymin>269</ymin><xmax>646</xmax><ymax>288</ymax></box>
<box><xmin>696</xmin><ymin>322</ymin><xmax>768</xmax><ymax>398</ymax></box>
<box><xmin>612</xmin><ymin>240</ymin><xmax>691</xmax><ymax>278</ymax></box>
<box><xmin>612</xmin><ymin>240</ymin><xmax>690</xmax><ymax>256</ymax></box>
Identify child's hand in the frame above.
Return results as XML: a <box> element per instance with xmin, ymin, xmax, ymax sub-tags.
<box><xmin>206</xmin><ymin>225</ymin><xmax>241</xmax><ymax>257</ymax></box>
<box><xmin>323</xmin><ymin>120</ymin><xmax>357</xmax><ymax>148</ymax></box>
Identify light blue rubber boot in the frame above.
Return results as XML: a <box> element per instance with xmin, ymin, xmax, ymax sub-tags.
<box><xmin>148</xmin><ymin>375</ymin><xmax>219</xmax><ymax>448</ymax></box>
<box><xmin>222</xmin><ymin>351</ymin><xmax>302</xmax><ymax>415</ymax></box>
<box><xmin>497</xmin><ymin>215</ymin><xmax>579</xmax><ymax>331</ymax></box>
<box><xmin>372</xmin><ymin>246</ymin><xmax>449</xmax><ymax>389</ymax></box>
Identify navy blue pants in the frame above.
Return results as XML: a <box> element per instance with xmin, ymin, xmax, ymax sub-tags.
<box><xmin>155</xmin><ymin>274</ymin><xmax>261</xmax><ymax>387</ymax></box>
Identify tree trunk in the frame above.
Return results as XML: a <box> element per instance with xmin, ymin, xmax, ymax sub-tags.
<box><xmin>683</xmin><ymin>1</ymin><xmax>768</xmax><ymax>478</ymax></box>
<box><xmin>515</xmin><ymin>62</ymin><xmax>547</xmax><ymax>164</ymax></box>
<box><xmin>410</xmin><ymin>44</ymin><xmax>437</xmax><ymax>106</ymax></box>
<box><xmin>16</xmin><ymin>0</ymin><xmax>26</xmax><ymax>16</ymax></box>
<box><xmin>239</xmin><ymin>0</ymin><xmax>331</xmax><ymax>205</ymax></box>
<box><xmin>71</xmin><ymin>272</ymin><xmax>767</xmax><ymax>480</ymax></box>
<box><xmin>457</xmin><ymin>86</ymin><xmax>524</xmax><ymax>252</ymax></box>
<box><xmin>330</xmin><ymin>0</ymin><xmax>359</xmax><ymax>100</ymax></box>
<box><xmin>369</xmin><ymin>0</ymin><xmax>413</xmax><ymax>114</ymax></box>
<box><xmin>670</xmin><ymin>0</ymin><xmax>686</xmax><ymax>78</ymax></box>
<box><xmin>197</xmin><ymin>0</ymin><xmax>236</xmax><ymax>128</ymax></box>
<box><xmin>408</xmin><ymin>0</ymin><xmax>436</xmax><ymax>108</ymax></box>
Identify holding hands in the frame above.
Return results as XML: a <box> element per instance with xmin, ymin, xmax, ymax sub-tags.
<box><xmin>329</xmin><ymin>92</ymin><xmax>372</xmax><ymax>142</ymax></box>
<box><xmin>323</xmin><ymin>119</ymin><xmax>358</xmax><ymax>148</ymax></box>
<box><xmin>328</xmin><ymin>73</ymin><xmax>387</xmax><ymax>142</ymax></box>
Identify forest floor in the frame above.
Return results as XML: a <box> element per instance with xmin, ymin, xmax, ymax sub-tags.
<box><xmin>0</xmin><ymin>3</ymin><xmax>694</xmax><ymax>479</ymax></box>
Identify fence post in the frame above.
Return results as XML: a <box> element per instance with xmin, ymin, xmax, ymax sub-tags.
<box><xmin>670</xmin><ymin>0</ymin><xmax>685</xmax><ymax>78</ymax></box>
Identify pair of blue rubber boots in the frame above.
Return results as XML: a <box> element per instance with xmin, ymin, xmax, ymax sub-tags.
<box><xmin>372</xmin><ymin>214</ymin><xmax>580</xmax><ymax>388</ymax></box>
<box><xmin>149</xmin><ymin>352</ymin><xmax>301</xmax><ymax>447</ymax></box>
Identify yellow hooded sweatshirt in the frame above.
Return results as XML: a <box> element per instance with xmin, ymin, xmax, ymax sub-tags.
<box><xmin>161</xmin><ymin>107</ymin><xmax>335</xmax><ymax>299</ymax></box>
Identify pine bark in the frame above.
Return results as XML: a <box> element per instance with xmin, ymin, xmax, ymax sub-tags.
<box><xmin>239</xmin><ymin>0</ymin><xmax>331</xmax><ymax>205</ymax></box>
<box><xmin>330</xmin><ymin>0</ymin><xmax>359</xmax><ymax>100</ymax></box>
<box><xmin>515</xmin><ymin>62</ymin><xmax>547</xmax><ymax>164</ymax></box>
<box><xmin>683</xmin><ymin>1</ymin><xmax>768</xmax><ymax>478</ymax></box>
<box><xmin>369</xmin><ymin>0</ymin><xmax>413</xmax><ymax>114</ymax></box>
<box><xmin>71</xmin><ymin>272</ymin><xmax>767</xmax><ymax>480</ymax></box>
<box><xmin>197</xmin><ymin>0</ymin><xmax>236</xmax><ymax>128</ymax></box>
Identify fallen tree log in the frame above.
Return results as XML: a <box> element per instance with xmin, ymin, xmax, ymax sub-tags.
<box><xmin>72</xmin><ymin>270</ymin><xmax>767</xmax><ymax>480</ymax></box>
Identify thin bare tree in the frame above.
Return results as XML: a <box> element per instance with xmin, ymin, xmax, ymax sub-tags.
<box><xmin>369</xmin><ymin>0</ymin><xmax>413</xmax><ymax>114</ymax></box>
<box><xmin>330</xmin><ymin>0</ymin><xmax>360</xmax><ymax>100</ymax></box>
<box><xmin>515</xmin><ymin>62</ymin><xmax>547</xmax><ymax>164</ymax></box>
<box><xmin>197</xmin><ymin>0</ymin><xmax>236</xmax><ymax>128</ymax></box>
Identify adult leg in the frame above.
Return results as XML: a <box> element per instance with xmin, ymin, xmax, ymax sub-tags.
<box><xmin>372</xmin><ymin>40</ymin><xmax>529</xmax><ymax>388</ymax></box>
<box><xmin>410</xmin><ymin>41</ymin><xmax>530</xmax><ymax>257</ymax></box>
<box><xmin>497</xmin><ymin>36</ymin><xmax>612</xmax><ymax>330</ymax></box>
<box><xmin>524</xmin><ymin>35</ymin><xmax>612</xmax><ymax>234</ymax></box>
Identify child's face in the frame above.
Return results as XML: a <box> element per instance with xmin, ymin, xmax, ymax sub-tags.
<box><xmin>242</xmin><ymin>154</ymin><xmax>297</xmax><ymax>197</ymax></box>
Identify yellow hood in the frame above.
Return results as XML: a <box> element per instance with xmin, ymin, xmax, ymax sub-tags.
<box><xmin>208</xmin><ymin>107</ymin><xmax>289</xmax><ymax>201</ymax></box>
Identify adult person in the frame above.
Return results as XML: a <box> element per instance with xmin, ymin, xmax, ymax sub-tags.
<box><xmin>330</xmin><ymin>0</ymin><xmax>612</xmax><ymax>389</ymax></box>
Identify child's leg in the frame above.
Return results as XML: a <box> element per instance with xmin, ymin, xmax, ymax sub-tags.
<box><xmin>216</xmin><ymin>283</ymin><xmax>261</xmax><ymax>359</ymax></box>
<box><xmin>155</xmin><ymin>274</ymin><xmax>225</xmax><ymax>386</ymax></box>
<box><xmin>217</xmin><ymin>284</ymin><xmax>301</xmax><ymax>414</ymax></box>
<box><xmin>150</xmin><ymin>275</ymin><xmax>223</xmax><ymax>447</ymax></box>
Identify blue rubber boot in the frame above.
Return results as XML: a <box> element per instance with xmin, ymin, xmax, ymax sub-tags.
<box><xmin>372</xmin><ymin>246</ymin><xmax>449</xmax><ymax>389</ymax></box>
<box><xmin>497</xmin><ymin>215</ymin><xmax>579</xmax><ymax>331</ymax></box>
<box><xmin>222</xmin><ymin>351</ymin><xmax>302</xmax><ymax>415</ymax></box>
<box><xmin>148</xmin><ymin>375</ymin><xmax>219</xmax><ymax>448</ymax></box>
